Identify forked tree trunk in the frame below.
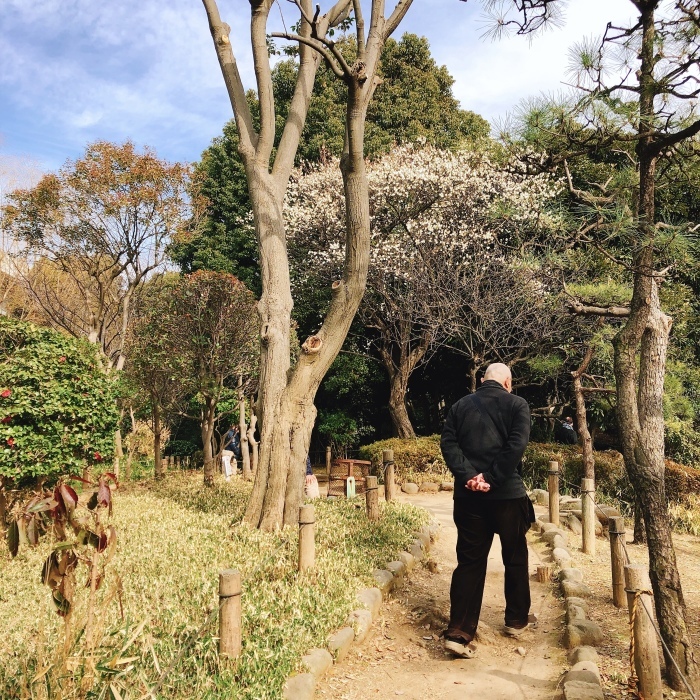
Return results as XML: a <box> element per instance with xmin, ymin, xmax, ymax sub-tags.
<box><xmin>202</xmin><ymin>0</ymin><xmax>411</xmax><ymax>530</ymax></box>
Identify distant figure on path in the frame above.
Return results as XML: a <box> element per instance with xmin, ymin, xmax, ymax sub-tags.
<box><xmin>555</xmin><ymin>415</ymin><xmax>578</xmax><ymax>445</ymax></box>
<box><xmin>440</xmin><ymin>362</ymin><xmax>535</xmax><ymax>658</ymax></box>
<box><xmin>221</xmin><ymin>425</ymin><xmax>240</xmax><ymax>480</ymax></box>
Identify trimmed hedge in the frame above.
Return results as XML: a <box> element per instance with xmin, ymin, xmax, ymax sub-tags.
<box><xmin>359</xmin><ymin>436</ymin><xmax>700</xmax><ymax>504</ymax></box>
<box><xmin>358</xmin><ymin>436</ymin><xmax>449</xmax><ymax>485</ymax></box>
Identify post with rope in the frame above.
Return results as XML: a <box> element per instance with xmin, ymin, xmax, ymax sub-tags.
<box><xmin>548</xmin><ymin>460</ymin><xmax>559</xmax><ymax>527</ymax></box>
<box><xmin>581</xmin><ymin>478</ymin><xmax>596</xmax><ymax>555</ymax></box>
<box><xmin>219</xmin><ymin>569</ymin><xmax>242</xmax><ymax>663</ymax></box>
<box><xmin>383</xmin><ymin>449</ymin><xmax>395</xmax><ymax>501</ymax></box>
<box><xmin>625</xmin><ymin>564</ymin><xmax>662</xmax><ymax>700</ymax></box>
<box><xmin>609</xmin><ymin>516</ymin><xmax>627</xmax><ymax>608</ymax></box>
<box><xmin>298</xmin><ymin>504</ymin><xmax>315</xmax><ymax>572</ymax></box>
<box><xmin>366</xmin><ymin>476</ymin><xmax>380</xmax><ymax>521</ymax></box>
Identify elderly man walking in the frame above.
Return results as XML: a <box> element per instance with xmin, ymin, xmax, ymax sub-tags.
<box><xmin>440</xmin><ymin>362</ymin><xmax>535</xmax><ymax>658</ymax></box>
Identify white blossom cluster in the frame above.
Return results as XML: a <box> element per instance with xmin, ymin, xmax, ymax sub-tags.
<box><xmin>285</xmin><ymin>144</ymin><xmax>562</xmax><ymax>288</ymax></box>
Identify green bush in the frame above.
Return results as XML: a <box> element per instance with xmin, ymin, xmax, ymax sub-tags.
<box><xmin>359</xmin><ymin>436</ymin><xmax>449</xmax><ymax>485</ymax></box>
<box><xmin>0</xmin><ymin>317</ymin><xmax>119</xmax><ymax>488</ymax></box>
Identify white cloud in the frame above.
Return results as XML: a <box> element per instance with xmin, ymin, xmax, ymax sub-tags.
<box><xmin>0</xmin><ymin>0</ymin><xmax>642</xmax><ymax>168</ymax></box>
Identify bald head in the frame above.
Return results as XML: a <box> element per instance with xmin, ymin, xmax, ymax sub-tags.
<box><xmin>483</xmin><ymin>363</ymin><xmax>512</xmax><ymax>392</ymax></box>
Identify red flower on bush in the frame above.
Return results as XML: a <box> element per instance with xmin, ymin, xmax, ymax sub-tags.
<box><xmin>1</xmin><ymin>415</ymin><xmax>11</xmax><ymax>424</ymax></box>
<box><xmin>1</xmin><ymin>389</ymin><xmax>11</xmax><ymax>398</ymax></box>
<box><xmin>94</xmin><ymin>452</ymin><xmax>103</xmax><ymax>462</ymax></box>
<box><xmin>6</xmin><ymin>437</ymin><xmax>15</xmax><ymax>447</ymax></box>
<box><xmin>59</xmin><ymin>356</ymin><xmax>66</xmax><ymax>363</ymax></box>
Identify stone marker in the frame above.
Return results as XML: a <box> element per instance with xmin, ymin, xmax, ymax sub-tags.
<box><xmin>401</xmin><ymin>482</ymin><xmax>419</xmax><ymax>494</ymax></box>
<box><xmin>328</xmin><ymin>627</ymin><xmax>355</xmax><ymax>662</ymax></box>
<box><xmin>565</xmin><ymin>620</ymin><xmax>604</xmax><ymax>648</ymax></box>
<box><xmin>283</xmin><ymin>673</ymin><xmax>316</xmax><ymax>700</ymax></box>
<box><xmin>301</xmin><ymin>648</ymin><xmax>333</xmax><ymax>679</ymax></box>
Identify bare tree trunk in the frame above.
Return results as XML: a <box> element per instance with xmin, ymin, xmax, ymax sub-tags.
<box><xmin>153</xmin><ymin>403</ymin><xmax>164</xmax><ymax>480</ymax></box>
<box><xmin>572</xmin><ymin>344</ymin><xmax>595</xmax><ymax>480</ymax></box>
<box><xmin>202</xmin><ymin>397</ymin><xmax>217</xmax><ymax>486</ymax></box>
<box><xmin>125</xmin><ymin>405</ymin><xmax>136</xmax><ymax>480</ymax></box>
<box><xmin>388</xmin><ymin>367</ymin><xmax>416</xmax><ymax>439</ymax></box>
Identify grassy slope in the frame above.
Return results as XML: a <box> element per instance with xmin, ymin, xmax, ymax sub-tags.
<box><xmin>0</xmin><ymin>474</ymin><xmax>428</xmax><ymax>699</ymax></box>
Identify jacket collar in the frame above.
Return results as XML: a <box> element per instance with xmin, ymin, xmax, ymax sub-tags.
<box><xmin>477</xmin><ymin>379</ymin><xmax>508</xmax><ymax>392</ymax></box>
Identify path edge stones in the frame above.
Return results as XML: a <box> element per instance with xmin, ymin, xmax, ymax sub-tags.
<box><xmin>531</xmin><ymin>496</ymin><xmax>605</xmax><ymax>700</ymax></box>
<box><xmin>282</xmin><ymin>519</ymin><xmax>441</xmax><ymax>700</ymax></box>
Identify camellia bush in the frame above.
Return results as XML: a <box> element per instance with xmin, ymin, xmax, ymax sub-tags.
<box><xmin>0</xmin><ymin>317</ymin><xmax>119</xmax><ymax>490</ymax></box>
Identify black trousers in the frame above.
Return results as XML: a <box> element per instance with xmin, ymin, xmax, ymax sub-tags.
<box><xmin>447</xmin><ymin>496</ymin><xmax>532</xmax><ymax>643</ymax></box>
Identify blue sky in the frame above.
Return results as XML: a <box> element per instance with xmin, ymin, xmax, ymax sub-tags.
<box><xmin>0</xmin><ymin>0</ymin><xmax>636</xmax><ymax>176</ymax></box>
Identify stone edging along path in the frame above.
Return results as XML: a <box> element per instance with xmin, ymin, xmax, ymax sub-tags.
<box><xmin>532</xmin><ymin>511</ymin><xmax>606</xmax><ymax>700</ymax></box>
<box><xmin>282</xmin><ymin>519</ymin><xmax>440</xmax><ymax>700</ymax></box>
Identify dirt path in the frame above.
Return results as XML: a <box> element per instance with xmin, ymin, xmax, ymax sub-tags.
<box><xmin>316</xmin><ymin>492</ymin><xmax>567</xmax><ymax>700</ymax></box>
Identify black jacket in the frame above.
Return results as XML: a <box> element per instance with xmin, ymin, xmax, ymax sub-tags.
<box><xmin>441</xmin><ymin>380</ymin><xmax>531</xmax><ymax>500</ymax></box>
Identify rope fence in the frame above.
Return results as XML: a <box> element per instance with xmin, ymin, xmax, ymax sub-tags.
<box><xmin>547</xmin><ymin>470</ymin><xmax>697</xmax><ymax>700</ymax></box>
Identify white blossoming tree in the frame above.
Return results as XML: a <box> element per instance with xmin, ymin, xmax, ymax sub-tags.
<box><xmin>286</xmin><ymin>144</ymin><xmax>562</xmax><ymax>436</ymax></box>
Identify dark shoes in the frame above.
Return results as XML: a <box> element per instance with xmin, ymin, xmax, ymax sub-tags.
<box><xmin>444</xmin><ymin>636</ymin><xmax>477</xmax><ymax>658</ymax></box>
<box><xmin>503</xmin><ymin>613</ymin><xmax>538</xmax><ymax>638</ymax></box>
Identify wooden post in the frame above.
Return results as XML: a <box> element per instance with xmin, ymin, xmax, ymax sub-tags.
<box><xmin>536</xmin><ymin>564</ymin><xmax>552</xmax><ymax>583</ymax></box>
<box><xmin>581</xmin><ymin>478</ymin><xmax>596</xmax><ymax>555</ymax></box>
<box><xmin>624</xmin><ymin>564</ymin><xmax>663</xmax><ymax>700</ymax></box>
<box><xmin>383</xmin><ymin>449</ymin><xmax>395</xmax><ymax>501</ymax></box>
<box><xmin>548</xmin><ymin>460</ymin><xmax>559</xmax><ymax>527</ymax></box>
<box><xmin>298</xmin><ymin>504</ymin><xmax>315</xmax><ymax>572</ymax></box>
<box><xmin>609</xmin><ymin>516</ymin><xmax>627</xmax><ymax>608</ymax></box>
<box><xmin>366</xmin><ymin>476</ymin><xmax>379</xmax><ymax>521</ymax></box>
<box><xmin>325</xmin><ymin>446</ymin><xmax>331</xmax><ymax>480</ymax></box>
<box><xmin>219</xmin><ymin>569</ymin><xmax>242</xmax><ymax>661</ymax></box>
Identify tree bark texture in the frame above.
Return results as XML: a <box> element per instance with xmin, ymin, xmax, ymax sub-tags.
<box><xmin>611</xmin><ymin>4</ymin><xmax>698</xmax><ymax>688</ymax></box>
<box><xmin>239</xmin><ymin>393</ymin><xmax>251</xmax><ymax>480</ymax></box>
<box><xmin>388</xmin><ymin>366</ymin><xmax>416</xmax><ymax>439</ymax></box>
